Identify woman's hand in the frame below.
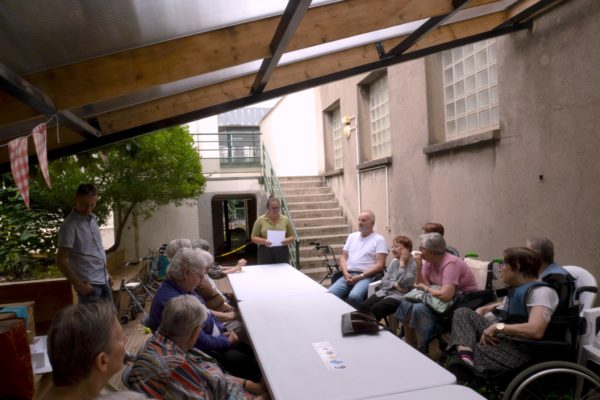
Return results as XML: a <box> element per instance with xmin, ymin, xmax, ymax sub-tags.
<box><xmin>414</xmin><ymin>282</ymin><xmax>428</xmax><ymax>291</ymax></box>
<box><xmin>236</xmin><ymin>259</ymin><xmax>247</xmax><ymax>271</ymax></box>
<box><xmin>399</xmin><ymin>248</ymin><xmax>410</xmax><ymax>266</ymax></box>
<box><xmin>264</xmin><ymin>239</ymin><xmax>272</xmax><ymax>247</ymax></box>
<box><xmin>480</xmin><ymin>324</ymin><xmax>500</xmax><ymax>346</ymax></box>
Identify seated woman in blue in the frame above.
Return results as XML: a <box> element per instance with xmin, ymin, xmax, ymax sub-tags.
<box><xmin>146</xmin><ymin>247</ymin><xmax>261</xmax><ymax>381</ymax></box>
<box><xmin>447</xmin><ymin>247</ymin><xmax>559</xmax><ymax>378</ymax></box>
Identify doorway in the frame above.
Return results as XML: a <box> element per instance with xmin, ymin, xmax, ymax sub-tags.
<box><xmin>211</xmin><ymin>195</ymin><xmax>257</xmax><ymax>265</ymax></box>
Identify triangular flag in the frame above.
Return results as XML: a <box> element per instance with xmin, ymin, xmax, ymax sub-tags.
<box><xmin>32</xmin><ymin>123</ymin><xmax>51</xmax><ymax>188</ymax></box>
<box><xmin>8</xmin><ymin>136</ymin><xmax>30</xmax><ymax>208</ymax></box>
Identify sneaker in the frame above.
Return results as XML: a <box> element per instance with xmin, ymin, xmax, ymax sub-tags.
<box><xmin>447</xmin><ymin>354</ymin><xmax>475</xmax><ymax>383</ymax></box>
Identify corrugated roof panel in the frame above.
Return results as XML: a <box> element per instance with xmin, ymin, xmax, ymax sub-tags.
<box><xmin>218</xmin><ymin>108</ymin><xmax>270</xmax><ymax>127</ymax></box>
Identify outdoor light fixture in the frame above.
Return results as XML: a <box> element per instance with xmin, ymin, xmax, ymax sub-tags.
<box><xmin>342</xmin><ymin>115</ymin><xmax>356</xmax><ymax>139</ymax></box>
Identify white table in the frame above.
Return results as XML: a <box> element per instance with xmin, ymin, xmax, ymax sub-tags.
<box><xmin>239</xmin><ymin>292</ymin><xmax>456</xmax><ymax>400</ymax></box>
<box><xmin>362</xmin><ymin>385</ymin><xmax>486</xmax><ymax>399</ymax></box>
<box><xmin>228</xmin><ymin>263</ymin><xmax>327</xmax><ymax>301</ymax></box>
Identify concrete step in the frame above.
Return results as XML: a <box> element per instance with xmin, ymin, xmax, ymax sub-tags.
<box><xmin>297</xmin><ymin>265</ymin><xmax>329</xmax><ymax>281</ymax></box>
<box><xmin>298</xmin><ymin>233</ymin><xmax>349</xmax><ymax>247</ymax></box>
<box><xmin>285</xmin><ymin>193</ymin><xmax>335</xmax><ymax>203</ymax></box>
<box><xmin>293</xmin><ymin>216</ymin><xmax>347</xmax><ymax>228</ymax></box>
<box><xmin>289</xmin><ymin>208</ymin><xmax>343</xmax><ymax>219</ymax></box>
<box><xmin>279</xmin><ymin>176</ymin><xmax>325</xmax><ymax>182</ymax></box>
<box><xmin>287</xmin><ymin>200</ymin><xmax>339</xmax><ymax>211</ymax></box>
<box><xmin>299</xmin><ymin>243</ymin><xmax>344</xmax><ymax>258</ymax></box>
<box><xmin>296</xmin><ymin>224</ymin><xmax>350</xmax><ymax>237</ymax></box>
<box><xmin>279</xmin><ymin>180</ymin><xmax>327</xmax><ymax>189</ymax></box>
<box><xmin>283</xmin><ymin>187</ymin><xmax>331</xmax><ymax>196</ymax></box>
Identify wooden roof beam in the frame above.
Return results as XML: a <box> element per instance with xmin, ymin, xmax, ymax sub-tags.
<box><xmin>0</xmin><ymin>63</ymin><xmax>101</xmax><ymax>140</ymax></box>
<box><xmin>0</xmin><ymin>0</ymin><xmax>505</xmax><ymax>126</ymax></box>
<box><xmin>95</xmin><ymin>10</ymin><xmax>516</xmax><ymax>134</ymax></box>
<box><xmin>251</xmin><ymin>0</ymin><xmax>311</xmax><ymax>95</ymax></box>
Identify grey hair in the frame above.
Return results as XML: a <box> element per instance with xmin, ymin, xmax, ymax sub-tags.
<box><xmin>361</xmin><ymin>210</ymin><xmax>376</xmax><ymax>223</ymax></box>
<box><xmin>166</xmin><ymin>247</ymin><xmax>213</xmax><ymax>281</ymax></box>
<box><xmin>419</xmin><ymin>232</ymin><xmax>447</xmax><ymax>255</ymax></box>
<box><xmin>158</xmin><ymin>295</ymin><xmax>208</xmax><ymax>341</ymax></box>
<box><xmin>527</xmin><ymin>237</ymin><xmax>555</xmax><ymax>263</ymax></box>
<box><xmin>192</xmin><ymin>239</ymin><xmax>210</xmax><ymax>251</ymax></box>
<box><xmin>47</xmin><ymin>301</ymin><xmax>116</xmax><ymax>386</ymax></box>
<box><xmin>166</xmin><ymin>238</ymin><xmax>192</xmax><ymax>259</ymax></box>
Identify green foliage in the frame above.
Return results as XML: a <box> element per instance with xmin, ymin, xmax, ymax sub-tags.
<box><xmin>1</xmin><ymin>125</ymin><xmax>205</xmax><ymax>280</ymax></box>
<box><xmin>0</xmin><ymin>183</ymin><xmax>59</xmax><ymax>279</ymax></box>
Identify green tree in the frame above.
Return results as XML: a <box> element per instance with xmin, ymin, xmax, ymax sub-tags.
<box><xmin>0</xmin><ymin>125</ymin><xmax>204</xmax><ymax>279</ymax></box>
<box><xmin>0</xmin><ymin>183</ymin><xmax>61</xmax><ymax>279</ymax></box>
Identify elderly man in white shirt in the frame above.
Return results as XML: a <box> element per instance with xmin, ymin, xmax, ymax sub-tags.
<box><xmin>328</xmin><ymin>210</ymin><xmax>388</xmax><ymax>308</ymax></box>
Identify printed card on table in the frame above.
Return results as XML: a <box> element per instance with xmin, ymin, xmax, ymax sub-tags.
<box><xmin>312</xmin><ymin>341</ymin><xmax>347</xmax><ymax>371</ymax></box>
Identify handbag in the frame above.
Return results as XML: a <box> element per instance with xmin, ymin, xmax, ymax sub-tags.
<box><xmin>403</xmin><ymin>286</ymin><xmax>454</xmax><ymax>315</ymax></box>
<box><xmin>341</xmin><ymin>311</ymin><xmax>380</xmax><ymax>336</ymax></box>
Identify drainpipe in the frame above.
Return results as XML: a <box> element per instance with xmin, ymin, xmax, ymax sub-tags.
<box><xmin>354</xmin><ymin>120</ymin><xmax>361</xmax><ymax>213</ymax></box>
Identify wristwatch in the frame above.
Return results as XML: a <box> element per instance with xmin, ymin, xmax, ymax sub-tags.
<box><xmin>496</xmin><ymin>322</ymin><xmax>505</xmax><ymax>332</ymax></box>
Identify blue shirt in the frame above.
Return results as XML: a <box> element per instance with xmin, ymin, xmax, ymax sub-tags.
<box><xmin>541</xmin><ymin>262</ymin><xmax>569</xmax><ymax>278</ymax></box>
<box><xmin>147</xmin><ymin>280</ymin><xmax>230</xmax><ymax>352</ymax></box>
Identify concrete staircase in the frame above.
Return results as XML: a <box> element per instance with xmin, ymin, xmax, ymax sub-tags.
<box><xmin>279</xmin><ymin>176</ymin><xmax>351</xmax><ymax>283</ymax></box>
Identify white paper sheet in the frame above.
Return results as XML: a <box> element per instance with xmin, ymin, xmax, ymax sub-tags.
<box><xmin>267</xmin><ymin>230</ymin><xmax>285</xmax><ymax>246</ymax></box>
<box><xmin>30</xmin><ymin>335</ymin><xmax>52</xmax><ymax>374</ymax></box>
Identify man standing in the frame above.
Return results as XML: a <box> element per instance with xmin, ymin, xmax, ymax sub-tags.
<box><xmin>328</xmin><ymin>210</ymin><xmax>388</xmax><ymax>308</ymax></box>
<box><xmin>56</xmin><ymin>183</ymin><xmax>112</xmax><ymax>303</ymax></box>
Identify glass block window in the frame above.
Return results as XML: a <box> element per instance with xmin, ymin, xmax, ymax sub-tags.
<box><xmin>369</xmin><ymin>74</ymin><xmax>391</xmax><ymax>158</ymax></box>
<box><xmin>443</xmin><ymin>39</ymin><xmax>498</xmax><ymax>138</ymax></box>
<box><xmin>331</xmin><ymin>107</ymin><xmax>343</xmax><ymax>169</ymax></box>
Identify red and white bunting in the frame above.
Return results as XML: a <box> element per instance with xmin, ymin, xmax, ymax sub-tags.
<box><xmin>8</xmin><ymin>136</ymin><xmax>30</xmax><ymax>208</ymax></box>
<box><xmin>32</xmin><ymin>123</ymin><xmax>51</xmax><ymax>188</ymax></box>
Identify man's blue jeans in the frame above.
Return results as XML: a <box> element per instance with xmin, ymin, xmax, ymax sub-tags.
<box><xmin>78</xmin><ymin>283</ymin><xmax>113</xmax><ymax>304</ymax></box>
<box><xmin>328</xmin><ymin>272</ymin><xmax>372</xmax><ymax>309</ymax></box>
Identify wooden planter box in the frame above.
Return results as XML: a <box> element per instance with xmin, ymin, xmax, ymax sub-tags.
<box><xmin>0</xmin><ymin>278</ymin><xmax>74</xmax><ymax>335</ymax></box>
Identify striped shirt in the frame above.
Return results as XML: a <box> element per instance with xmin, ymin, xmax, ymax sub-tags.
<box><xmin>128</xmin><ymin>333</ymin><xmax>254</xmax><ymax>400</ymax></box>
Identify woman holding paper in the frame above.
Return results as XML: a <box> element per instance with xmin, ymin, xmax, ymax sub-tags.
<box><xmin>251</xmin><ymin>197</ymin><xmax>295</xmax><ymax>264</ymax></box>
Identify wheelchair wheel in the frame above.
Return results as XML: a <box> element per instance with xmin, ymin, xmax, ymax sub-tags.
<box><xmin>502</xmin><ymin>360</ymin><xmax>600</xmax><ymax>400</ymax></box>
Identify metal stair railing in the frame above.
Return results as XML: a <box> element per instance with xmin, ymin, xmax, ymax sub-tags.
<box><xmin>261</xmin><ymin>143</ymin><xmax>300</xmax><ymax>268</ymax></box>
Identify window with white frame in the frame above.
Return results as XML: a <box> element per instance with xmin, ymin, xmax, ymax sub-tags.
<box><xmin>443</xmin><ymin>39</ymin><xmax>498</xmax><ymax>138</ymax></box>
<box><xmin>330</xmin><ymin>107</ymin><xmax>343</xmax><ymax>169</ymax></box>
<box><xmin>369</xmin><ymin>74</ymin><xmax>391</xmax><ymax>158</ymax></box>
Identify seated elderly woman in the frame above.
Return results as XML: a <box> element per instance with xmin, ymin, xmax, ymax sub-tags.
<box><xmin>165</xmin><ymin>238</ymin><xmax>245</xmax><ymax>344</ymax></box>
<box><xmin>41</xmin><ymin>302</ymin><xmax>127</xmax><ymax>400</ymax></box>
<box><xmin>447</xmin><ymin>247</ymin><xmax>559</xmax><ymax>379</ymax></box>
<box><xmin>358</xmin><ymin>235</ymin><xmax>416</xmax><ymax>321</ymax></box>
<box><xmin>146</xmin><ymin>247</ymin><xmax>261</xmax><ymax>381</ymax></box>
<box><xmin>129</xmin><ymin>295</ymin><xmax>268</xmax><ymax>399</ymax></box>
<box><xmin>166</xmin><ymin>238</ymin><xmax>236</xmax><ymax>315</ymax></box>
<box><xmin>394</xmin><ymin>233</ymin><xmax>478</xmax><ymax>353</ymax></box>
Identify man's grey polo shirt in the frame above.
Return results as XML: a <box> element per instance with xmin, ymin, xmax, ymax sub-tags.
<box><xmin>58</xmin><ymin>210</ymin><xmax>108</xmax><ymax>285</ymax></box>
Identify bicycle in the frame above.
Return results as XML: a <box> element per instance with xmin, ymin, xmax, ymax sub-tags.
<box><xmin>310</xmin><ymin>241</ymin><xmax>342</xmax><ymax>285</ymax></box>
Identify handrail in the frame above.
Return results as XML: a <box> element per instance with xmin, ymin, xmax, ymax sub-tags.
<box><xmin>261</xmin><ymin>143</ymin><xmax>301</xmax><ymax>268</ymax></box>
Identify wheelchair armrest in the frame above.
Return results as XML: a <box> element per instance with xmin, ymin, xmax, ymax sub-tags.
<box><xmin>509</xmin><ymin>337</ymin><xmax>571</xmax><ymax>356</ymax></box>
<box><xmin>368</xmin><ymin>280</ymin><xmax>382</xmax><ymax>297</ymax></box>
<box><xmin>576</xmin><ymin>285</ymin><xmax>598</xmax><ymax>299</ymax></box>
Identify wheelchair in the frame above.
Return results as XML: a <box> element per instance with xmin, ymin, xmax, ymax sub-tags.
<box><xmin>450</xmin><ymin>266</ymin><xmax>600</xmax><ymax>400</ymax></box>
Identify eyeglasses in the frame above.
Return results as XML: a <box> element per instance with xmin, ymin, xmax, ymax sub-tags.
<box><xmin>268</xmin><ymin>207</ymin><xmax>280</xmax><ymax>211</ymax></box>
